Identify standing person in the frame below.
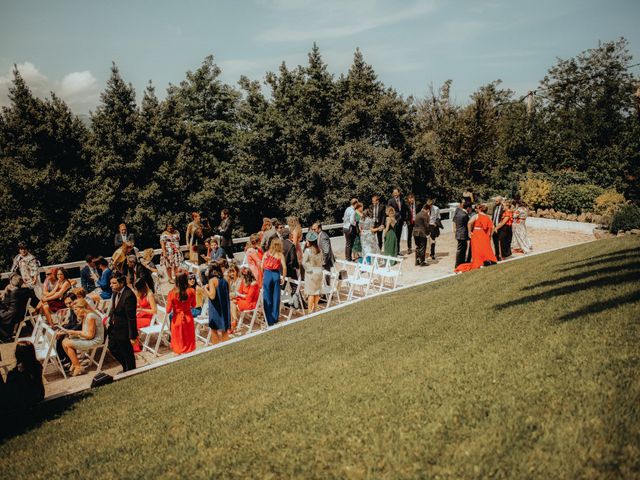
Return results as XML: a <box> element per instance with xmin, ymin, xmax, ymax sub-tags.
<box><xmin>462</xmin><ymin>187</ymin><xmax>474</xmax><ymax>209</ymax></box>
<box><xmin>406</xmin><ymin>194</ymin><xmax>418</xmax><ymax>253</ymax></box>
<box><xmin>204</xmin><ymin>262</ymin><xmax>231</xmax><ymax>343</ymax></box>
<box><xmin>498</xmin><ymin>201</ymin><xmax>514</xmax><ymax>259</ymax></box>
<box><xmin>259</xmin><ymin>218</ymin><xmax>272</xmax><ymax>245</ymax></box>
<box><xmin>261</xmin><ymin>218</ymin><xmax>279</xmax><ymax>251</ymax></box>
<box><xmin>511</xmin><ymin>200</ymin><xmax>533</xmax><ymax>254</ymax></box>
<box><xmin>287</xmin><ymin>216</ymin><xmax>304</xmax><ymax>276</ymax></box>
<box><xmin>217</xmin><ymin>209</ymin><xmax>233</xmax><ymax>254</ymax></box>
<box><xmin>453</xmin><ymin>199</ymin><xmax>472</xmax><ymax>267</ymax></box>
<box><xmin>245</xmin><ymin>234</ymin><xmax>264</xmax><ymax>286</ymax></box>
<box><xmin>166</xmin><ymin>273</ymin><xmax>196</xmax><ymax>354</ymax></box>
<box><xmin>360</xmin><ymin>208</ymin><xmax>381</xmax><ymax>263</ymax></box>
<box><xmin>121</xmin><ymin>255</ymin><xmax>139</xmax><ymax>288</ymax></box>
<box><xmin>426</xmin><ymin>199</ymin><xmax>441</xmax><ymax>260</ymax></box>
<box><xmin>10</xmin><ymin>242</ymin><xmax>40</xmax><ymax>291</ymax></box>
<box><xmin>261</xmin><ymin>238</ymin><xmax>287</xmax><ymax>327</ymax></box>
<box><xmin>455</xmin><ymin>204</ymin><xmax>498</xmax><ymax>272</ymax></box>
<box><xmin>160</xmin><ymin>223</ymin><xmax>183</xmax><ymax>283</ymax></box>
<box><xmin>186</xmin><ymin>212</ymin><xmax>203</xmax><ymax>263</ymax></box>
<box><xmin>383</xmin><ymin>206</ymin><xmax>398</xmax><ymax>259</ymax></box>
<box><xmin>413</xmin><ymin>204</ymin><xmax>430</xmax><ymax>266</ymax></box>
<box><xmin>351</xmin><ymin>202</ymin><xmax>364</xmax><ymax>261</ymax></box>
<box><xmin>387</xmin><ymin>188</ymin><xmax>407</xmax><ymax>255</ymax></box>
<box><xmin>80</xmin><ymin>255</ymin><xmax>99</xmax><ymax>293</ymax></box>
<box><xmin>370</xmin><ymin>195</ymin><xmax>386</xmax><ymax>250</ymax></box>
<box><xmin>311</xmin><ymin>222</ymin><xmax>335</xmax><ymax>272</ymax></box>
<box><xmin>281</xmin><ymin>227</ymin><xmax>300</xmax><ymax>282</ymax></box>
<box><xmin>342</xmin><ymin>198</ymin><xmax>358</xmax><ymax>262</ymax></box>
<box><xmin>61</xmin><ymin>299</ymin><xmax>104</xmax><ymax>376</ymax></box>
<box><xmin>302</xmin><ymin>232</ymin><xmax>323</xmax><ymax>313</ymax></box>
<box><xmin>491</xmin><ymin>196</ymin><xmax>505</xmax><ymax>260</ymax></box>
<box><xmin>107</xmin><ymin>273</ymin><xmax>137</xmax><ymax>373</ymax></box>
<box><xmin>114</xmin><ymin>223</ymin><xmax>135</xmax><ymax>250</ymax></box>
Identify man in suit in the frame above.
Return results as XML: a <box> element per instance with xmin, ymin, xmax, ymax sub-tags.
<box><xmin>217</xmin><ymin>209</ymin><xmax>233</xmax><ymax>253</ymax></box>
<box><xmin>405</xmin><ymin>194</ymin><xmax>418</xmax><ymax>253</ymax></box>
<box><xmin>491</xmin><ymin>196</ymin><xmax>504</xmax><ymax>260</ymax></box>
<box><xmin>453</xmin><ymin>199</ymin><xmax>472</xmax><ymax>267</ymax></box>
<box><xmin>0</xmin><ymin>275</ymin><xmax>32</xmax><ymax>342</ymax></box>
<box><xmin>312</xmin><ymin>222</ymin><xmax>335</xmax><ymax>272</ymax></box>
<box><xmin>370</xmin><ymin>195</ymin><xmax>386</xmax><ymax>249</ymax></box>
<box><xmin>280</xmin><ymin>227</ymin><xmax>300</xmax><ymax>282</ymax></box>
<box><xmin>107</xmin><ymin>273</ymin><xmax>138</xmax><ymax>373</ymax></box>
<box><xmin>387</xmin><ymin>188</ymin><xmax>408</xmax><ymax>255</ymax></box>
<box><xmin>412</xmin><ymin>204</ymin><xmax>430</xmax><ymax>266</ymax></box>
<box><xmin>114</xmin><ymin>223</ymin><xmax>135</xmax><ymax>250</ymax></box>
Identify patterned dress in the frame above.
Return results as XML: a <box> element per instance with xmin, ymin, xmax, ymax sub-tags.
<box><xmin>360</xmin><ymin>216</ymin><xmax>380</xmax><ymax>262</ymax></box>
<box><xmin>160</xmin><ymin>231</ymin><xmax>183</xmax><ymax>269</ymax></box>
<box><xmin>511</xmin><ymin>207</ymin><xmax>533</xmax><ymax>253</ymax></box>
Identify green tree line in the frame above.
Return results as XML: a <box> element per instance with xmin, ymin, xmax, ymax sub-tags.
<box><xmin>1</xmin><ymin>39</ymin><xmax>638</xmax><ymax>269</ymax></box>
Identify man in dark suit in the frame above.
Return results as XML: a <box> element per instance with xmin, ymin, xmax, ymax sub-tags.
<box><xmin>491</xmin><ymin>196</ymin><xmax>504</xmax><ymax>260</ymax></box>
<box><xmin>0</xmin><ymin>275</ymin><xmax>32</xmax><ymax>342</ymax></box>
<box><xmin>312</xmin><ymin>222</ymin><xmax>335</xmax><ymax>272</ymax></box>
<box><xmin>453</xmin><ymin>199</ymin><xmax>472</xmax><ymax>267</ymax></box>
<box><xmin>217</xmin><ymin>209</ymin><xmax>233</xmax><ymax>253</ymax></box>
<box><xmin>114</xmin><ymin>223</ymin><xmax>135</xmax><ymax>249</ymax></box>
<box><xmin>107</xmin><ymin>273</ymin><xmax>138</xmax><ymax>372</ymax></box>
<box><xmin>387</xmin><ymin>188</ymin><xmax>408</xmax><ymax>255</ymax></box>
<box><xmin>370</xmin><ymin>195</ymin><xmax>386</xmax><ymax>249</ymax></box>
<box><xmin>412</xmin><ymin>204</ymin><xmax>430</xmax><ymax>266</ymax></box>
<box><xmin>281</xmin><ymin>227</ymin><xmax>300</xmax><ymax>282</ymax></box>
<box><xmin>406</xmin><ymin>194</ymin><xmax>419</xmax><ymax>253</ymax></box>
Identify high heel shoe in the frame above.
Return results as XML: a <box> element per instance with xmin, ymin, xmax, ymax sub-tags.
<box><xmin>71</xmin><ymin>366</ymin><xmax>86</xmax><ymax>376</ymax></box>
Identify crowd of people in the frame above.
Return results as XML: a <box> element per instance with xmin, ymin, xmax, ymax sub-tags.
<box><xmin>0</xmin><ymin>191</ymin><xmax>533</xmax><ymax>389</ymax></box>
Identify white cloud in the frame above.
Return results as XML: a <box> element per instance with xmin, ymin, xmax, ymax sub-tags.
<box><xmin>0</xmin><ymin>63</ymin><xmax>99</xmax><ymax>112</ymax></box>
<box><xmin>257</xmin><ymin>0</ymin><xmax>436</xmax><ymax>42</ymax></box>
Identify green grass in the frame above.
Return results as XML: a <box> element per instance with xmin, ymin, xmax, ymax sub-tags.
<box><xmin>1</xmin><ymin>237</ymin><xmax>639</xmax><ymax>479</ymax></box>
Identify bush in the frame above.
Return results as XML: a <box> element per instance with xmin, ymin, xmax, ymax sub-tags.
<box><xmin>594</xmin><ymin>190</ymin><xmax>626</xmax><ymax>217</ymax></box>
<box><xmin>519</xmin><ymin>175</ymin><xmax>553</xmax><ymax>210</ymax></box>
<box><xmin>551</xmin><ymin>183</ymin><xmax>604</xmax><ymax>215</ymax></box>
<box><xmin>610</xmin><ymin>204</ymin><xmax>640</xmax><ymax>233</ymax></box>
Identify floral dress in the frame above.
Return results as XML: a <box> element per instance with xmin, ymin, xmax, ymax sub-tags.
<box><xmin>161</xmin><ymin>231</ymin><xmax>183</xmax><ymax>269</ymax></box>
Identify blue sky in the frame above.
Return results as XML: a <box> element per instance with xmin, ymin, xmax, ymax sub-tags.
<box><xmin>1</xmin><ymin>0</ymin><xmax>639</xmax><ymax>113</ymax></box>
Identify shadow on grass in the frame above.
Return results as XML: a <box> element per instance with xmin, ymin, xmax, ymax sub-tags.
<box><xmin>496</xmin><ymin>271</ymin><xmax>639</xmax><ymax>310</ymax></box>
<box><xmin>532</xmin><ymin>261</ymin><xmax>640</xmax><ymax>289</ymax></box>
<box><xmin>557</xmin><ymin>249</ymin><xmax>640</xmax><ymax>272</ymax></box>
<box><xmin>557</xmin><ymin>290</ymin><xmax>640</xmax><ymax>322</ymax></box>
<box><xmin>0</xmin><ymin>391</ymin><xmax>91</xmax><ymax>442</ymax></box>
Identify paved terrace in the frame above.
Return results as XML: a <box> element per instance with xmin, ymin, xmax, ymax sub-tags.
<box><xmin>0</xmin><ymin>217</ymin><xmax>595</xmax><ymax>400</ymax></box>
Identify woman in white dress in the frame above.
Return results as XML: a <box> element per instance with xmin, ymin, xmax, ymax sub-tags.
<box><xmin>302</xmin><ymin>232</ymin><xmax>323</xmax><ymax>313</ymax></box>
<box><xmin>511</xmin><ymin>200</ymin><xmax>533</xmax><ymax>254</ymax></box>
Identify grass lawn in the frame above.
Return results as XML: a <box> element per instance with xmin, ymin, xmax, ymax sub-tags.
<box><xmin>1</xmin><ymin>236</ymin><xmax>639</xmax><ymax>479</ymax></box>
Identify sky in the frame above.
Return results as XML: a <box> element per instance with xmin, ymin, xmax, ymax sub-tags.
<box><xmin>0</xmin><ymin>0</ymin><xmax>639</xmax><ymax>113</ymax></box>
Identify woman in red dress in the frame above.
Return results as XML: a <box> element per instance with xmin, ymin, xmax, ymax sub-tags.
<box><xmin>233</xmin><ymin>268</ymin><xmax>260</xmax><ymax>315</ymax></box>
<box><xmin>245</xmin><ymin>233</ymin><xmax>264</xmax><ymax>286</ymax></box>
<box><xmin>133</xmin><ymin>278</ymin><xmax>156</xmax><ymax>352</ymax></box>
<box><xmin>166</xmin><ymin>273</ymin><xmax>196</xmax><ymax>354</ymax></box>
<box><xmin>454</xmin><ymin>204</ymin><xmax>498</xmax><ymax>273</ymax></box>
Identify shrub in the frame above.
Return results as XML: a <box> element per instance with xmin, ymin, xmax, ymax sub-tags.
<box><xmin>519</xmin><ymin>175</ymin><xmax>553</xmax><ymax>210</ymax></box>
<box><xmin>551</xmin><ymin>183</ymin><xmax>604</xmax><ymax>215</ymax></box>
<box><xmin>594</xmin><ymin>190</ymin><xmax>627</xmax><ymax>217</ymax></box>
<box><xmin>610</xmin><ymin>204</ymin><xmax>640</xmax><ymax>233</ymax></box>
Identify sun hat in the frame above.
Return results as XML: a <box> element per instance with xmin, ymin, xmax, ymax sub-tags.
<box><xmin>306</xmin><ymin>231</ymin><xmax>318</xmax><ymax>242</ymax></box>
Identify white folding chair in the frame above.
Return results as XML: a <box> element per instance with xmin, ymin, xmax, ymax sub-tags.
<box><xmin>14</xmin><ymin>298</ymin><xmax>37</xmax><ymax>340</ymax></box>
<box><xmin>138</xmin><ymin>306</ymin><xmax>170</xmax><ymax>356</ymax></box>
<box><xmin>281</xmin><ymin>277</ymin><xmax>305</xmax><ymax>320</ymax></box>
<box><xmin>372</xmin><ymin>254</ymin><xmax>404</xmax><ymax>291</ymax></box>
<box><xmin>194</xmin><ymin>300</ymin><xmax>212</xmax><ymax>346</ymax></box>
<box><xmin>336</xmin><ymin>260</ymin><xmax>373</xmax><ymax>301</ymax></box>
<box><xmin>235</xmin><ymin>289</ymin><xmax>264</xmax><ymax>334</ymax></box>
<box><xmin>83</xmin><ymin>330</ymin><xmax>110</xmax><ymax>373</ymax></box>
<box><xmin>34</xmin><ymin>322</ymin><xmax>68</xmax><ymax>381</ymax></box>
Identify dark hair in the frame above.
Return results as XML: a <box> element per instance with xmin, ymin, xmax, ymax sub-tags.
<box><xmin>64</xmin><ymin>292</ymin><xmax>78</xmax><ymax>303</ymax></box>
<box><xmin>134</xmin><ymin>278</ymin><xmax>148</xmax><ymax>296</ymax></box>
<box><xmin>85</xmin><ymin>254</ymin><xmax>94</xmax><ymax>263</ymax></box>
<box><xmin>15</xmin><ymin>341</ymin><xmax>43</xmax><ymax>383</ymax></box>
<box><xmin>191</xmin><ymin>211</ymin><xmax>199</xmax><ymax>219</ymax></box>
<box><xmin>17</xmin><ymin>241</ymin><xmax>28</xmax><ymax>250</ymax></box>
<box><xmin>112</xmin><ymin>272</ymin><xmax>126</xmax><ymax>285</ymax></box>
<box><xmin>57</xmin><ymin>267</ymin><xmax>70</xmax><ymax>280</ymax></box>
<box><xmin>241</xmin><ymin>268</ymin><xmax>255</xmax><ymax>284</ymax></box>
<box><xmin>221</xmin><ymin>208</ymin><xmax>229</xmax><ymax>216</ymax></box>
<box><xmin>175</xmin><ymin>273</ymin><xmax>189</xmax><ymax>301</ymax></box>
<box><xmin>207</xmin><ymin>262</ymin><xmax>223</xmax><ymax>280</ymax></box>
<box><xmin>96</xmin><ymin>257</ymin><xmax>109</xmax><ymax>268</ymax></box>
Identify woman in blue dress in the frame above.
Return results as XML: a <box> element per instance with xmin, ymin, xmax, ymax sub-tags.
<box><xmin>204</xmin><ymin>261</ymin><xmax>231</xmax><ymax>343</ymax></box>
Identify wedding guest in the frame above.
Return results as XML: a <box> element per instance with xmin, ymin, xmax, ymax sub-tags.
<box><xmin>10</xmin><ymin>242</ymin><xmax>39</xmax><ymax>290</ymax></box>
<box><xmin>111</xmin><ymin>240</ymin><xmax>135</xmax><ymax>274</ymax></box>
<box><xmin>232</xmin><ymin>268</ymin><xmax>260</xmax><ymax>324</ymax></box>
<box><xmin>351</xmin><ymin>202</ymin><xmax>364</xmax><ymax>261</ymax></box>
<box><xmin>406</xmin><ymin>194</ymin><xmax>418</xmax><ymax>253</ymax></box>
<box><xmin>360</xmin><ymin>208</ymin><xmax>381</xmax><ymax>263</ymax></box>
<box><xmin>261</xmin><ymin>218</ymin><xmax>279</xmax><ymax>251</ymax></box>
<box><xmin>370</xmin><ymin>195</ymin><xmax>386</xmax><ymax>249</ymax></box>
<box><xmin>93</xmin><ymin>257</ymin><xmax>113</xmax><ymax>301</ymax></box>
<box><xmin>281</xmin><ymin>227</ymin><xmax>300</xmax><ymax>281</ymax></box>
<box><xmin>35</xmin><ymin>267</ymin><xmax>71</xmax><ymax>326</ymax></box>
<box><xmin>259</xmin><ymin>218</ymin><xmax>272</xmax><ymax>244</ymax></box>
<box><xmin>114</xmin><ymin>223</ymin><xmax>135</xmax><ymax>249</ymax></box>
<box><xmin>205</xmin><ymin>262</ymin><xmax>231</xmax><ymax>343</ymax></box>
<box><xmin>167</xmin><ymin>273</ymin><xmax>196</xmax><ymax>354</ymax></box>
<box><xmin>262</xmin><ymin>238</ymin><xmax>287</xmax><ymax>326</ymax></box>
<box><xmin>61</xmin><ymin>299</ymin><xmax>104</xmax><ymax>376</ymax></box>
<box><xmin>217</xmin><ymin>209</ymin><xmax>233</xmax><ymax>253</ymax></box>
<box><xmin>0</xmin><ymin>275</ymin><xmax>31</xmax><ymax>342</ymax></box>
<box><xmin>187</xmin><ymin>274</ymin><xmax>204</xmax><ymax>318</ymax></box>
<box><xmin>455</xmin><ymin>204</ymin><xmax>498</xmax><ymax>272</ymax></box>
<box><xmin>387</xmin><ymin>188</ymin><xmax>407</xmax><ymax>255</ymax></box>
<box><xmin>494</xmin><ymin>199</ymin><xmax>513</xmax><ymax>260</ymax></box>
<box><xmin>80</xmin><ymin>255</ymin><xmax>99</xmax><ymax>293</ymax></box>
<box><xmin>342</xmin><ymin>198</ymin><xmax>358</xmax><ymax>262</ymax></box>
<box><xmin>426</xmin><ymin>199</ymin><xmax>441</xmax><ymax>260</ymax></box>
<box><xmin>302</xmin><ymin>232</ymin><xmax>323</xmax><ymax>313</ymax></box>
<box><xmin>311</xmin><ymin>222</ymin><xmax>335</xmax><ymax>272</ymax></box>
<box><xmin>512</xmin><ymin>200</ymin><xmax>533</xmax><ymax>254</ymax></box>
<box><xmin>453</xmin><ymin>199</ymin><xmax>472</xmax><ymax>267</ymax></box>
<box><xmin>209</xmin><ymin>237</ymin><xmax>226</xmax><ymax>262</ymax></box>
<box><xmin>186</xmin><ymin>212</ymin><xmax>203</xmax><ymax>263</ymax></box>
<box><xmin>245</xmin><ymin>233</ymin><xmax>264</xmax><ymax>286</ymax></box>
<box><xmin>160</xmin><ymin>223</ymin><xmax>183</xmax><ymax>283</ymax></box>
<box><xmin>55</xmin><ymin>293</ymin><xmax>81</xmax><ymax>369</ymax></box>
<box><xmin>462</xmin><ymin>187</ymin><xmax>474</xmax><ymax>209</ymax></box>
<box><xmin>287</xmin><ymin>216</ymin><xmax>304</xmax><ymax>274</ymax></box>
<box><xmin>383</xmin><ymin>206</ymin><xmax>398</xmax><ymax>259</ymax></box>
<box><xmin>491</xmin><ymin>196</ymin><xmax>505</xmax><ymax>260</ymax></box>
<box><xmin>134</xmin><ymin>278</ymin><xmax>156</xmax><ymax>332</ymax></box>
<box><xmin>413</xmin><ymin>204</ymin><xmax>430</xmax><ymax>266</ymax></box>
<box><xmin>107</xmin><ymin>273</ymin><xmax>137</xmax><ymax>372</ymax></box>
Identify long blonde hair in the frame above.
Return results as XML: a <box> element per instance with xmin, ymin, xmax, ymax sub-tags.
<box><xmin>268</xmin><ymin>238</ymin><xmax>283</xmax><ymax>255</ymax></box>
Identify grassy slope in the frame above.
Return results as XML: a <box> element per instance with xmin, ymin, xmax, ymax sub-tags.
<box><xmin>1</xmin><ymin>237</ymin><xmax>639</xmax><ymax>479</ymax></box>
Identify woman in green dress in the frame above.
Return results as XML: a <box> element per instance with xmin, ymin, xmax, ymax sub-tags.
<box><xmin>383</xmin><ymin>206</ymin><xmax>398</xmax><ymax>262</ymax></box>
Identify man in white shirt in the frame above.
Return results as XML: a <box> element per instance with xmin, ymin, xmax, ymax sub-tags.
<box><xmin>342</xmin><ymin>198</ymin><xmax>358</xmax><ymax>261</ymax></box>
<box><xmin>427</xmin><ymin>199</ymin><xmax>441</xmax><ymax>260</ymax></box>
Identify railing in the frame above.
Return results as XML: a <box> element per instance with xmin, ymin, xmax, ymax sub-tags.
<box><xmin>1</xmin><ymin>209</ymin><xmax>453</xmax><ymax>281</ymax></box>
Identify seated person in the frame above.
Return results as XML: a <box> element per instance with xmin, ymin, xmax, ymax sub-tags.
<box><xmin>3</xmin><ymin>341</ymin><xmax>44</xmax><ymax>410</ymax></box>
<box><xmin>80</xmin><ymin>255</ymin><xmax>99</xmax><ymax>292</ymax></box>
<box><xmin>56</xmin><ymin>293</ymin><xmax>82</xmax><ymax>370</ymax></box>
<box><xmin>0</xmin><ymin>275</ymin><xmax>32</xmax><ymax>342</ymax></box>
<box><xmin>187</xmin><ymin>274</ymin><xmax>204</xmax><ymax>317</ymax></box>
<box><xmin>35</xmin><ymin>267</ymin><xmax>71</xmax><ymax>326</ymax></box>
<box><xmin>231</xmin><ymin>268</ymin><xmax>260</xmax><ymax>328</ymax></box>
<box><xmin>210</xmin><ymin>238</ymin><xmax>226</xmax><ymax>262</ymax></box>
<box><xmin>61</xmin><ymin>299</ymin><xmax>104</xmax><ymax>376</ymax></box>
<box><xmin>89</xmin><ymin>257</ymin><xmax>113</xmax><ymax>303</ymax></box>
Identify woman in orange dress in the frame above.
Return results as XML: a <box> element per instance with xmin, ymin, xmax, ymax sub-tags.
<box><xmin>454</xmin><ymin>204</ymin><xmax>498</xmax><ymax>273</ymax></box>
<box><xmin>133</xmin><ymin>278</ymin><xmax>157</xmax><ymax>352</ymax></box>
<box><xmin>233</xmin><ymin>268</ymin><xmax>260</xmax><ymax>313</ymax></box>
<box><xmin>245</xmin><ymin>233</ymin><xmax>264</xmax><ymax>286</ymax></box>
<box><xmin>166</xmin><ymin>273</ymin><xmax>196</xmax><ymax>354</ymax></box>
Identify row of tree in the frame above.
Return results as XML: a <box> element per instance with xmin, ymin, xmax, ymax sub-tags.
<box><xmin>1</xmin><ymin>38</ymin><xmax>638</xmax><ymax>269</ymax></box>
